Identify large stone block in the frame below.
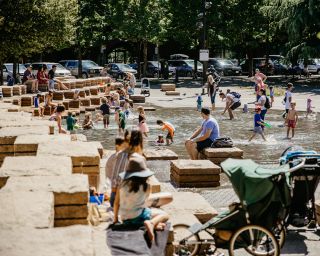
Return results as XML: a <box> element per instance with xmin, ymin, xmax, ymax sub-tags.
<box><xmin>64</xmin><ymin>90</ymin><xmax>75</xmax><ymax>99</ymax></box>
<box><xmin>0</xmin><ymin>156</ymin><xmax>73</xmax><ymax>185</ymax></box>
<box><xmin>203</xmin><ymin>147</ymin><xmax>244</xmax><ymax>158</ymax></box>
<box><xmin>0</xmin><ymin>126</ymin><xmax>51</xmax><ymax>145</ymax></box>
<box><xmin>144</xmin><ymin>148</ymin><xmax>178</xmax><ymax>161</ymax></box>
<box><xmin>90</xmin><ymin>97</ymin><xmax>101</xmax><ymax>105</ymax></box>
<box><xmin>55</xmin><ymin>205</ymin><xmax>88</xmax><ymax>219</ymax></box>
<box><xmin>149</xmin><ymin>175</ymin><xmax>161</xmax><ymax>193</ymax></box>
<box><xmin>162</xmin><ymin>192</ymin><xmax>218</xmax><ymax>224</ymax></box>
<box><xmin>89</xmin><ymin>87</ymin><xmax>99</xmax><ymax>95</ymax></box>
<box><xmin>0</xmin><ymin>226</ymin><xmax>95</xmax><ymax>256</ymax></box>
<box><xmin>1</xmin><ymin>174</ymin><xmax>89</xmax><ymax>205</ymax></box>
<box><xmin>37</xmin><ymin>141</ymin><xmax>100</xmax><ymax>166</ymax></box>
<box><xmin>171</xmin><ymin>160</ymin><xmax>221</xmax><ymax>175</ymax></box>
<box><xmin>81</xmin><ymin>98</ymin><xmax>91</xmax><ymax>106</ymax></box>
<box><xmin>53</xmin><ymin>91</ymin><xmax>64</xmax><ymax>100</ymax></box>
<box><xmin>73</xmin><ymin>166</ymin><xmax>100</xmax><ymax>174</ymax></box>
<box><xmin>0</xmin><ymin>191</ymin><xmax>54</xmax><ymax>229</ymax></box>
<box><xmin>171</xmin><ymin>171</ymin><xmax>220</xmax><ymax>183</ymax></box>
<box><xmin>14</xmin><ymin>134</ymin><xmax>71</xmax><ymax>153</ymax></box>
<box><xmin>69</xmin><ymin>100</ymin><xmax>80</xmax><ymax>108</ymax></box>
<box><xmin>0</xmin><ymin>145</ymin><xmax>15</xmax><ymax>153</ymax></box>
<box><xmin>161</xmin><ymin>83</ymin><xmax>176</xmax><ymax>91</ymax></box>
<box><xmin>165</xmin><ymin>91</ymin><xmax>180</xmax><ymax>96</ymax></box>
<box><xmin>1</xmin><ymin>86</ymin><xmax>13</xmax><ymax>97</ymax></box>
<box><xmin>0</xmin><ymin>111</ymin><xmax>32</xmax><ymax>122</ymax></box>
<box><xmin>0</xmin><ymin>119</ymin><xmax>55</xmax><ymax>129</ymax></box>
<box><xmin>129</xmin><ymin>95</ymin><xmax>145</xmax><ymax>103</ymax></box>
<box><xmin>54</xmin><ymin>218</ymin><xmax>88</xmax><ymax>227</ymax></box>
<box><xmin>21</xmin><ymin>96</ymin><xmax>33</xmax><ymax>106</ymax></box>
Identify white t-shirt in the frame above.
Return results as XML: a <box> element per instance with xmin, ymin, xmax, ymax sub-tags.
<box><xmin>258</xmin><ymin>95</ymin><xmax>266</xmax><ymax>110</ymax></box>
<box><xmin>285</xmin><ymin>91</ymin><xmax>292</xmax><ymax>109</ymax></box>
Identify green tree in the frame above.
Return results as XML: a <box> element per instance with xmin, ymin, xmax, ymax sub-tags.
<box><xmin>0</xmin><ymin>0</ymin><xmax>77</xmax><ymax>84</ymax></box>
<box><xmin>264</xmin><ymin>0</ymin><xmax>320</xmax><ymax>61</ymax></box>
<box><xmin>107</xmin><ymin>0</ymin><xmax>171</xmax><ymax>76</ymax></box>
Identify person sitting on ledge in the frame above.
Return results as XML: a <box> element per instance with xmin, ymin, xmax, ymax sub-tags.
<box><xmin>185</xmin><ymin>107</ymin><xmax>220</xmax><ymax>160</ymax></box>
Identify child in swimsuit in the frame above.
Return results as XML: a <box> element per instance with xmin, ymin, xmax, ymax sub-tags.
<box><xmin>286</xmin><ymin>102</ymin><xmax>298</xmax><ymax>139</ymax></box>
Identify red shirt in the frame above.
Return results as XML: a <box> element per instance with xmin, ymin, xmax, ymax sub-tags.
<box><xmin>37</xmin><ymin>70</ymin><xmax>48</xmax><ymax>84</ymax></box>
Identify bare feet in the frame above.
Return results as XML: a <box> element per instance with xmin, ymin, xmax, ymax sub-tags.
<box><xmin>144</xmin><ymin>220</ymin><xmax>154</xmax><ymax>241</ymax></box>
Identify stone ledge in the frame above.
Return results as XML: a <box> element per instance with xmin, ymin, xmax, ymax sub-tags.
<box><xmin>144</xmin><ymin>148</ymin><xmax>178</xmax><ymax>161</ymax></box>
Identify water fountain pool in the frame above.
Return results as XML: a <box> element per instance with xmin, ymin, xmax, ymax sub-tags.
<box><xmin>77</xmin><ymin>107</ymin><xmax>320</xmax><ymax>164</ymax></box>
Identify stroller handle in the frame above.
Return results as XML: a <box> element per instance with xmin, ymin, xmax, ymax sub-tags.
<box><xmin>288</xmin><ymin>158</ymin><xmax>306</xmax><ymax>173</ymax></box>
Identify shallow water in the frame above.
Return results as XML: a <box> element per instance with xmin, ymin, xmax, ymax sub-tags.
<box><xmin>77</xmin><ymin>107</ymin><xmax>320</xmax><ymax>164</ymax></box>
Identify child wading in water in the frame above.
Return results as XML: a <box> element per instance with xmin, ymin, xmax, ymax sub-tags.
<box><xmin>137</xmin><ymin>106</ymin><xmax>149</xmax><ymax>137</ymax></box>
<box><xmin>114</xmin><ymin>153</ymin><xmax>169</xmax><ymax>241</ymax></box>
<box><xmin>269</xmin><ymin>86</ymin><xmax>274</xmax><ymax>107</ymax></box>
<box><xmin>196</xmin><ymin>95</ymin><xmax>203</xmax><ymax>112</ymax></box>
<box><xmin>83</xmin><ymin>113</ymin><xmax>94</xmax><ymax>129</ymax></box>
<box><xmin>286</xmin><ymin>102</ymin><xmax>298</xmax><ymax>139</ymax></box>
<box><xmin>306</xmin><ymin>98</ymin><xmax>314</xmax><ymax>117</ymax></box>
<box><xmin>156</xmin><ymin>120</ymin><xmax>175</xmax><ymax>145</ymax></box>
<box><xmin>248</xmin><ymin>106</ymin><xmax>266</xmax><ymax>142</ymax></box>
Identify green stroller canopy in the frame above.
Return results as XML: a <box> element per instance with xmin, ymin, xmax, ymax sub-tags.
<box><xmin>221</xmin><ymin>158</ymin><xmax>290</xmax><ymax>206</ymax></box>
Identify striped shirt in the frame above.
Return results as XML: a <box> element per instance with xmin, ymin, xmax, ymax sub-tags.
<box><xmin>111</xmin><ymin>149</ymin><xmax>129</xmax><ymax>188</ymax></box>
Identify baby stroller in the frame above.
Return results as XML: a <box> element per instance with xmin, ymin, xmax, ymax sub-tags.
<box><xmin>140</xmin><ymin>78</ymin><xmax>150</xmax><ymax>97</ymax></box>
<box><xmin>279</xmin><ymin>146</ymin><xmax>320</xmax><ymax>229</ymax></box>
<box><xmin>173</xmin><ymin>158</ymin><xmax>305</xmax><ymax>256</ymax></box>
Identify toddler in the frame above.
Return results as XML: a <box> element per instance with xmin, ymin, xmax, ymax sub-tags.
<box><xmin>196</xmin><ymin>95</ymin><xmax>203</xmax><ymax>112</ymax></box>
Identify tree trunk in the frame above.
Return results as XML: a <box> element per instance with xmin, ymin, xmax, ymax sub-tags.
<box><xmin>78</xmin><ymin>45</ymin><xmax>83</xmax><ymax>78</ymax></box>
<box><xmin>0</xmin><ymin>60</ymin><xmax>3</xmax><ymax>85</ymax></box>
<box><xmin>247</xmin><ymin>50</ymin><xmax>254</xmax><ymax>77</ymax></box>
<box><xmin>13</xmin><ymin>62</ymin><xmax>17</xmax><ymax>85</ymax></box>
<box><xmin>137</xmin><ymin>41</ymin><xmax>141</xmax><ymax>79</ymax></box>
<box><xmin>143</xmin><ymin>41</ymin><xmax>148</xmax><ymax>77</ymax></box>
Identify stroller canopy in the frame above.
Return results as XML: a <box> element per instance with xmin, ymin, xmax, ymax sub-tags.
<box><xmin>221</xmin><ymin>158</ymin><xmax>289</xmax><ymax>206</ymax></box>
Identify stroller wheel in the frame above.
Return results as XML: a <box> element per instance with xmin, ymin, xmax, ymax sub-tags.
<box><xmin>228</xmin><ymin>224</ymin><xmax>280</xmax><ymax>256</ymax></box>
<box><xmin>173</xmin><ymin>224</ymin><xmax>200</xmax><ymax>256</ymax></box>
<box><xmin>273</xmin><ymin>223</ymin><xmax>286</xmax><ymax>248</ymax></box>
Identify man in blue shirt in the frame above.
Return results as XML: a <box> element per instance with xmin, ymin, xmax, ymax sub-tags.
<box><xmin>185</xmin><ymin>107</ymin><xmax>220</xmax><ymax>159</ymax></box>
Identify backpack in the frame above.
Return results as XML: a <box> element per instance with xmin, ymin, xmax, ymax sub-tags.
<box><xmin>265</xmin><ymin>97</ymin><xmax>271</xmax><ymax>109</ymax></box>
<box><xmin>211</xmin><ymin>137</ymin><xmax>234</xmax><ymax>148</ymax></box>
<box><xmin>230</xmin><ymin>92</ymin><xmax>241</xmax><ymax>99</ymax></box>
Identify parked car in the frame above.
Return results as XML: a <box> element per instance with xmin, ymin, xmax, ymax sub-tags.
<box><xmin>2</xmin><ymin>63</ymin><xmax>26</xmax><ymax>81</ymax></box>
<box><xmin>240</xmin><ymin>58</ymin><xmax>275</xmax><ymax>75</ymax></box>
<box><xmin>314</xmin><ymin>58</ymin><xmax>320</xmax><ymax>74</ymax></box>
<box><xmin>168</xmin><ymin>59</ymin><xmax>202</xmax><ymax>77</ymax></box>
<box><xmin>106</xmin><ymin>63</ymin><xmax>137</xmax><ymax>79</ymax></box>
<box><xmin>208</xmin><ymin>58</ymin><xmax>241</xmax><ymax>76</ymax></box>
<box><xmin>169</xmin><ymin>54</ymin><xmax>189</xmax><ymax>60</ymax></box>
<box><xmin>59</xmin><ymin>60</ymin><xmax>103</xmax><ymax>78</ymax></box>
<box><xmin>30</xmin><ymin>62</ymin><xmax>71</xmax><ymax>77</ymax></box>
<box><xmin>298</xmin><ymin>59</ymin><xmax>318</xmax><ymax>74</ymax></box>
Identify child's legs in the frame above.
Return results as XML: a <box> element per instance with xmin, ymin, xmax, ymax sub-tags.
<box><xmin>248</xmin><ymin>132</ymin><xmax>256</xmax><ymax>141</ymax></box>
<box><xmin>292</xmin><ymin>128</ymin><xmax>295</xmax><ymax>137</ymax></box>
<box><xmin>287</xmin><ymin>127</ymin><xmax>291</xmax><ymax>137</ymax></box>
<box><xmin>228</xmin><ymin>108</ymin><xmax>234</xmax><ymax>119</ymax></box>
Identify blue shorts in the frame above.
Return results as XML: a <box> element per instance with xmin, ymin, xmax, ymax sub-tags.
<box><xmin>196</xmin><ymin>138</ymin><xmax>213</xmax><ymax>152</ymax></box>
<box><xmin>123</xmin><ymin>208</ymin><xmax>151</xmax><ymax>226</ymax></box>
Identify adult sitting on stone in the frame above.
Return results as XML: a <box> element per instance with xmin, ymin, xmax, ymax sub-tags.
<box><xmin>185</xmin><ymin>107</ymin><xmax>220</xmax><ymax>160</ymax></box>
<box><xmin>22</xmin><ymin>65</ymin><xmax>39</xmax><ymax>93</ymax></box>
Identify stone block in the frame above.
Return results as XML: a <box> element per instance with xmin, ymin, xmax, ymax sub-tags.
<box><xmin>69</xmin><ymin>100</ymin><xmax>80</xmax><ymax>108</ymax></box>
<box><xmin>0</xmin><ymin>225</ymin><xmax>95</xmax><ymax>256</ymax></box>
<box><xmin>20</xmin><ymin>84</ymin><xmax>27</xmax><ymax>94</ymax></box>
<box><xmin>171</xmin><ymin>160</ymin><xmax>221</xmax><ymax>175</ymax></box>
<box><xmin>12</xmin><ymin>98</ymin><xmax>21</xmax><ymax>105</ymax></box>
<box><xmin>85</xmin><ymin>107</ymin><xmax>96</xmax><ymax>112</ymax></box>
<box><xmin>0</xmin><ymin>126</ymin><xmax>50</xmax><ymax>145</ymax></box>
<box><xmin>161</xmin><ymin>83</ymin><xmax>176</xmax><ymax>91</ymax></box>
<box><xmin>8</xmin><ymin>107</ymin><xmax>20</xmax><ymax>112</ymax></box>
<box><xmin>162</xmin><ymin>192</ymin><xmax>218</xmax><ymax>224</ymax></box>
<box><xmin>144</xmin><ymin>148</ymin><xmax>178</xmax><ymax>161</ymax></box>
<box><xmin>12</xmin><ymin>85</ymin><xmax>22</xmax><ymax>95</ymax></box>
<box><xmin>53</xmin><ymin>91</ymin><xmax>64</xmax><ymax>100</ymax></box>
<box><xmin>2</xmin><ymin>174</ymin><xmax>89</xmax><ymax>205</ymax></box>
<box><xmin>204</xmin><ymin>147</ymin><xmax>244</xmax><ymax>158</ymax></box>
<box><xmin>33</xmin><ymin>108</ymin><xmax>40</xmax><ymax>116</ymax></box>
<box><xmin>2</xmin><ymin>86</ymin><xmax>13</xmax><ymax>97</ymax></box>
<box><xmin>88</xmin><ymin>174</ymin><xmax>100</xmax><ymax>189</ymax></box>
<box><xmin>73</xmin><ymin>166</ymin><xmax>100</xmax><ymax>174</ymax></box>
<box><xmin>171</xmin><ymin>176</ymin><xmax>220</xmax><ymax>188</ymax></box>
<box><xmin>79</xmin><ymin>90</ymin><xmax>86</xmax><ymax>97</ymax></box>
<box><xmin>21</xmin><ymin>96</ymin><xmax>33</xmax><ymax>106</ymax></box>
<box><xmin>165</xmin><ymin>91</ymin><xmax>180</xmax><ymax>96</ymax></box>
<box><xmin>75</xmin><ymin>80</ymin><xmax>85</xmax><ymax>88</ymax></box>
<box><xmin>0</xmin><ymin>145</ymin><xmax>15</xmax><ymax>153</ymax></box>
<box><xmin>62</xmin><ymin>101</ymin><xmax>69</xmax><ymax>110</ymax></box>
<box><xmin>37</xmin><ymin>141</ymin><xmax>100</xmax><ymax>166</ymax></box>
<box><xmin>54</xmin><ymin>218</ymin><xmax>88</xmax><ymax>227</ymax></box>
<box><xmin>64</xmin><ymin>90</ymin><xmax>75</xmax><ymax>99</ymax></box>
<box><xmin>0</xmin><ymin>119</ymin><xmax>55</xmax><ymax>129</ymax></box>
<box><xmin>90</xmin><ymin>97</ymin><xmax>101</xmax><ymax>105</ymax></box>
<box><xmin>144</xmin><ymin>107</ymin><xmax>156</xmax><ymax>111</ymax></box>
<box><xmin>0</xmin><ymin>156</ymin><xmax>73</xmax><ymax>184</ymax></box>
<box><xmin>14</xmin><ymin>134</ymin><xmax>71</xmax><ymax>153</ymax></box>
<box><xmin>171</xmin><ymin>171</ymin><xmax>220</xmax><ymax>183</ymax></box>
<box><xmin>149</xmin><ymin>175</ymin><xmax>161</xmax><ymax>193</ymax></box>
<box><xmin>87</xmin><ymin>141</ymin><xmax>104</xmax><ymax>158</ymax></box>
<box><xmin>129</xmin><ymin>95</ymin><xmax>145</xmax><ymax>103</ymax></box>
<box><xmin>89</xmin><ymin>87</ymin><xmax>99</xmax><ymax>95</ymax></box>
<box><xmin>55</xmin><ymin>205</ymin><xmax>88</xmax><ymax>219</ymax></box>
<box><xmin>44</xmin><ymin>105</ymin><xmax>52</xmax><ymax>115</ymax></box>
<box><xmin>81</xmin><ymin>98</ymin><xmax>91</xmax><ymax>106</ymax></box>
<box><xmin>0</xmin><ymin>191</ymin><xmax>54</xmax><ymax>228</ymax></box>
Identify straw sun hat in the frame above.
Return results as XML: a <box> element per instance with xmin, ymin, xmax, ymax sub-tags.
<box><xmin>119</xmin><ymin>153</ymin><xmax>154</xmax><ymax>180</ymax></box>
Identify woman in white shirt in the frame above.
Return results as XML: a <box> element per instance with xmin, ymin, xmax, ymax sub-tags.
<box><xmin>257</xmin><ymin>89</ymin><xmax>267</xmax><ymax>120</ymax></box>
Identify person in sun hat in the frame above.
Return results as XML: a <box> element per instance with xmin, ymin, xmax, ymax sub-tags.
<box><xmin>113</xmin><ymin>153</ymin><xmax>169</xmax><ymax>242</ymax></box>
<box><xmin>248</xmin><ymin>105</ymin><xmax>266</xmax><ymax>142</ymax></box>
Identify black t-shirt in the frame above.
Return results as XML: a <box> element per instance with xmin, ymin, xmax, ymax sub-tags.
<box><xmin>22</xmin><ymin>69</ymin><xmax>32</xmax><ymax>83</ymax></box>
<box><xmin>100</xmin><ymin>103</ymin><xmax>110</xmax><ymax>115</ymax></box>
<box><xmin>48</xmin><ymin>69</ymin><xmax>55</xmax><ymax>79</ymax></box>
